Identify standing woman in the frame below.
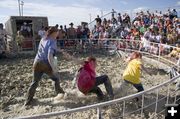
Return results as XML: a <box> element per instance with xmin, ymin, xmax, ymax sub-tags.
<box><xmin>25</xmin><ymin>27</ymin><xmax>65</xmax><ymax>105</ymax></box>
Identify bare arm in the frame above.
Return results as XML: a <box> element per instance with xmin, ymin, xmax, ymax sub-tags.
<box><xmin>48</xmin><ymin>52</ymin><xmax>57</xmax><ymax>73</ymax></box>
<box><xmin>57</xmin><ymin>48</ymin><xmax>83</xmax><ymax>65</ymax></box>
<box><xmin>141</xmin><ymin>64</ymin><xmax>152</xmax><ymax>76</ymax></box>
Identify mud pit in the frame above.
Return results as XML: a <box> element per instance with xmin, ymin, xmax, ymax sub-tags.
<box><xmin>0</xmin><ymin>52</ymin><xmax>171</xmax><ymax>119</ymax></box>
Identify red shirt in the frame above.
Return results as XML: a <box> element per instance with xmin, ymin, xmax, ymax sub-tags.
<box><xmin>77</xmin><ymin>62</ymin><xmax>96</xmax><ymax>94</ymax></box>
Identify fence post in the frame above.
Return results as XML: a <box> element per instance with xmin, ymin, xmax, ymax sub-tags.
<box><xmin>141</xmin><ymin>94</ymin><xmax>145</xmax><ymax>118</ymax></box>
<box><xmin>122</xmin><ymin>100</ymin><xmax>126</xmax><ymax>118</ymax></box>
<box><xmin>154</xmin><ymin>89</ymin><xmax>159</xmax><ymax>116</ymax></box>
<box><xmin>174</xmin><ymin>91</ymin><xmax>177</xmax><ymax>104</ymax></box>
<box><xmin>158</xmin><ymin>43</ymin><xmax>161</xmax><ymax>62</ymax></box>
<box><xmin>97</xmin><ymin>107</ymin><xmax>102</xmax><ymax>119</ymax></box>
<box><xmin>166</xmin><ymin>84</ymin><xmax>170</xmax><ymax>104</ymax></box>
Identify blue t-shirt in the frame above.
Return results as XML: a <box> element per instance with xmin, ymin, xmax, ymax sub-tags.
<box><xmin>34</xmin><ymin>37</ymin><xmax>57</xmax><ymax>64</ymax></box>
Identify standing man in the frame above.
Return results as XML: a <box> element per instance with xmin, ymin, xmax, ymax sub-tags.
<box><xmin>67</xmin><ymin>23</ymin><xmax>77</xmax><ymax>39</ymax></box>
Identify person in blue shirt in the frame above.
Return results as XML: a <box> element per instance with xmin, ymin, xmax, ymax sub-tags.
<box><xmin>25</xmin><ymin>27</ymin><xmax>67</xmax><ymax>106</ymax></box>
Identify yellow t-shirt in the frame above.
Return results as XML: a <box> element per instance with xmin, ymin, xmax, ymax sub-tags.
<box><xmin>123</xmin><ymin>59</ymin><xmax>142</xmax><ymax>84</ymax></box>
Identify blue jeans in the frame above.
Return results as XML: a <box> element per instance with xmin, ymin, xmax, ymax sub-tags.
<box><xmin>124</xmin><ymin>80</ymin><xmax>144</xmax><ymax>92</ymax></box>
<box><xmin>89</xmin><ymin>75</ymin><xmax>114</xmax><ymax>99</ymax></box>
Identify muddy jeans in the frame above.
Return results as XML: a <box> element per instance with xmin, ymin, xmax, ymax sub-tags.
<box><xmin>89</xmin><ymin>75</ymin><xmax>114</xmax><ymax>99</ymax></box>
<box><xmin>26</xmin><ymin>61</ymin><xmax>64</xmax><ymax>102</ymax></box>
<box><xmin>124</xmin><ymin>80</ymin><xmax>144</xmax><ymax>92</ymax></box>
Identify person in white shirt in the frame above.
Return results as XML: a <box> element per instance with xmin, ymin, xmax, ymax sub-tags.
<box><xmin>38</xmin><ymin>26</ymin><xmax>46</xmax><ymax>38</ymax></box>
<box><xmin>143</xmin><ymin>28</ymin><xmax>152</xmax><ymax>39</ymax></box>
<box><xmin>155</xmin><ymin>32</ymin><xmax>162</xmax><ymax>43</ymax></box>
<box><xmin>20</xmin><ymin>22</ymin><xmax>31</xmax><ymax>37</ymax></box>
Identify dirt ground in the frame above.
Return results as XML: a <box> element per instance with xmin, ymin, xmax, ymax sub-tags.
<box><xmin>0</xmin><ymin>51</ymin><xmax>174</xmax><ymax>119</ymax></box>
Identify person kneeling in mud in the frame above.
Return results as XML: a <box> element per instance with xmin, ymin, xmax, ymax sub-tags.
<box><xmin>122</xmin><ymin>52</ymin><xmax>151</xmax><ymax>100</ymax></box>
<box><xmin>75</xmin><ymin>57</ymin><xmax>114</xmax><ymax>100</ymax></box>
<box><xmin>25</xmin><ymin>27</ymin><xmax>70</xmax><ymax>106</ymax></box>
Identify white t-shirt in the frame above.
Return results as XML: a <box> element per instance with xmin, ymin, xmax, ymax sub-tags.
<box><xmin>156</xmin><ymin>35</ymin><xmax>162</xmax><ymax>42</ymax></box>
<box><xmin>176</xmin><ymin>28</ymin><xmax>180</xmax><ymax>35</ymax></box>
<box><xmin>38</xmin><ymin>30</ymin><xmax>46</xmax><ymax>38</ymax></box>
<box><xmin>20</xmin><ymin>25</ymin><xmax>31</xmax><ymax>32</ymax></box>
<box><xmin>142</xmin><ymin>37</ymin><xmax>150</xmax><ymax>48</ymax></box>
<box><xmin>144</xmin><ymin>31</ymin><xmax>151</xmax><ymax>38</ymax></box>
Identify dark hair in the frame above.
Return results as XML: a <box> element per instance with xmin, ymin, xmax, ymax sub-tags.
<box><xmin>47</xmin><ymin>27</ymin><xmax>58</xmax><ymax>37</ymax></box>
<box><xmin>87</xmin><ymin>56</ymin><xmax>96</xmax><ymax>62</ymax></box>
<box><xmin>44</xmin><ymin>26</ymin><xmax>49</xmax><ymax>31</ymax></box>
<box><xmin>131</xmin><ymin>52</ymin><xmax>142</xmax><ymax>59</ymax></box>
<box><xmin>55</xmin><ymin>24</ymin><xmax>59</xmax><ymax>28</ymax></box>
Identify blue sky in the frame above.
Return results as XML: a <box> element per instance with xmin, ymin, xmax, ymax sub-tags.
<box><xmin>0</xmin><ymin>0</ymin><xmax>179</xmax><ymax>26</ymax></box>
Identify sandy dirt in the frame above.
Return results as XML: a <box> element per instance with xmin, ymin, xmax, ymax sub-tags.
<box><xmin>0</xmin><ymin>51</ymin><xmax>175</xmax><ymax>119</ymax></box>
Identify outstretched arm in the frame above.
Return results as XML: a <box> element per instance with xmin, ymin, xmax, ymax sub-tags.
<box><xmin>141</xmin><ymin>64</ymin><xmax>152</xmax><ymax>76</ymax></box>
<box><xmin>57</xmin><ymin>48</ymin><xmax>83</xmax><ymax>64</ymax></box>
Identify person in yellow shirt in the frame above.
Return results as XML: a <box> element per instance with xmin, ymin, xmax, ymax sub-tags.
<box><xmin>122</xmin><ymin>52</ymin><xmax>151</xmax><ymax>92</ymax></box>
<box><xmin>168</xmin><ymin>48</ymin><xmax>178</xmax><ymax>58</ymax></box>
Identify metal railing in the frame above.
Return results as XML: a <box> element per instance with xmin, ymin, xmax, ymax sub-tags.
<box><xmin>15</xmin><ymin>39</ymin><xmax>180</xmax><ymax>119</ymax></box>
<box><xmin>16</xmin><ymin>76</ymin><xmax>180</xmax><ymax>119</ymax></box>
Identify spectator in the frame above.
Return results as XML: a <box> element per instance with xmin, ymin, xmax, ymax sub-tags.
<box><xmin>103</xmin><ymin>18</ymin><xmax>107</xmax><ymax>28</ymax></box>
<box><xmin>20</xmin><ymin>22</ymin><xmax>31</xmax><ymax>37</ymax></box>
<box><xmin>67</xmin><ymin>23</ymin><xmax>77</xmax><ymax>39</ymax></box>
<box><xmin>168</xmin><ymin>47</ymin><xmax>179</xmax><ymax>58</ymax></box>
<box><xmin>38</xmin><ymin>26</ymin><xmax>46</xmax><ymax>39</ymax></box>
<box><xmin>117</xmin><ymin>13</ymin><xmax>122</xmax><ymax>25</ymax></box>
<box><xmin>57</xmin><ymin>25</ymin><xmax>65</xmax><ymax>47</ymax></box>
<box><xmin>95</xmin><ymin>15</ymin><xmax>102</xmax><ymax>26</ymax></box>
<box><xmin>111</xmin><ymin>14</ymin><xmax>118</xmax><ymax>26</ymax></box>
<box><xmin>64</xmin><ymin>25</ymin><xmax>67</xmax><ymax>39</ymax></box>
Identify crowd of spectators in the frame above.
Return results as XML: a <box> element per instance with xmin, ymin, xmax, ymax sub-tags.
<box><xmin>89</xmin><ymin>9</ymin><xmax>179</xmax><ymax>60</ymax></box>
<box><xmin>37</xmin><ymin>8</ymin><xmax>179</xmax><ymax>62</ymax></box>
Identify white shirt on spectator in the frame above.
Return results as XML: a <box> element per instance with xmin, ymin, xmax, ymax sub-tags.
<box><xmin>38</xmin><ymin>30</ymin><xmax>46</xmax><ymax>38</ymax></box>
<box><xmin>156</xmin><ymin>35</ymin><xmax>162</xmax><ymax>42</ymax></box>
<box><xmin>144</xmin><ymin>31</ymin><xmax>151</xmax><ymax>38</ymax></box>
<box><xmin>142</xmin><ymin>37</ymin><xmax>150</xmax><ymax>48</ymax></box>
<box><xmin>177</xmin><ymin>27</ymin><xmax>180</xmax><ymax>35</ymax></box>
